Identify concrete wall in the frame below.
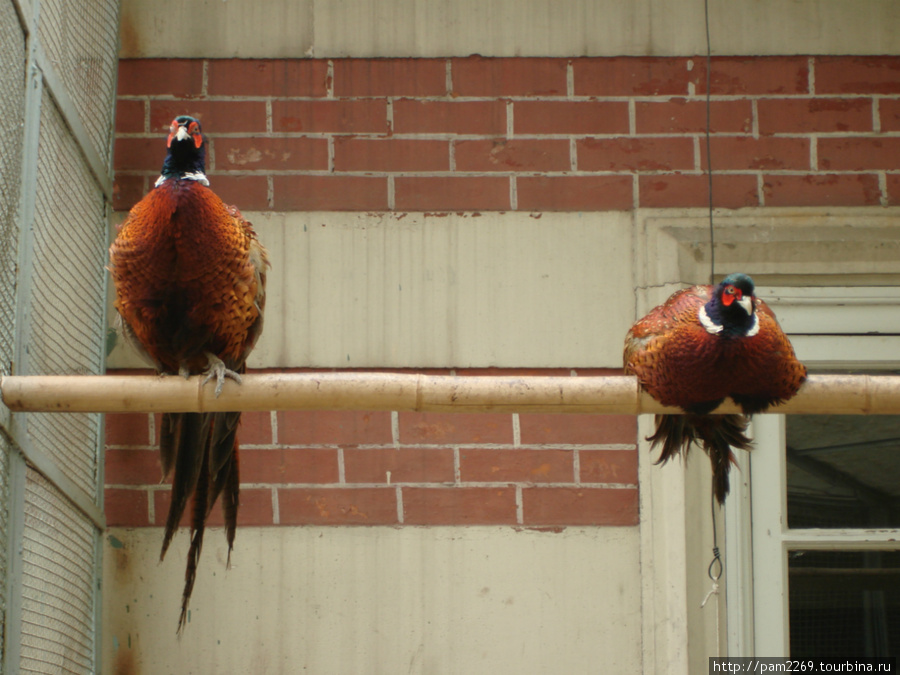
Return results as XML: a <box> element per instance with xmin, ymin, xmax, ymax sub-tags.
<box><xmin>119</xmin><ymin>0</ymin><xmax>900</xmax><ymax>58</ymax></box>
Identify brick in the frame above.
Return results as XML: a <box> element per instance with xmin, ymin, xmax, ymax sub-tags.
<box><xmin>154</xmin><ymin>487</ymin><xmax>274</xmax><ymax>527</ymax></box>
<box><xmin>635</xmin><ymin>99</ymin><xmax>752</xmax><ymax>134</ymax></box>
<box><xmin>277</xmin><ymin>410</ymin><xmax>393</xmax><ymax>446</ymax></box>
<box><xmin>454</xmin><ymin>139</ymin><xmax>570</xmax><ymax>172</ymax></box>
<box><xmin>451</xmin><ymin>56</ymin><xmax>567</xmax><ymax>97</ymax></box>
<box><xmin>818</xmin><ymin>137</ymin><xmax>900</xmax><ymax>172</ymax></box>
<box><xmin>106</xmin><ymin>412</ymin><xmax>152</xmax><ymax>446</ymax></box>
<box><xmin>278</xmin><ymin>487</ymin><xmax>398</xmax><ymax>525</ymax></box>
<box><xmin>762</xmin><ymin>173</ymin><xmax>881</xmax><ymax>207</ymax></box>
<box><xmin>757</xmin><ymin>98</ymin><xmax>873</xmax><ymax>134</ymax></box>
<box><xmin>272</xmin><ymin>100</ymin><xmax>388</xmax><ymax>134</ymax></box>
<box><xmin>207</xmin><ymin>59</ymin><xmax>329</xmax><ymax>97</ymax></box>
<box><xmin>240</xmin><ymin>448</ymin><xmax>339</xmax><ymax>484</ymax></box>
<box><xmin>344</xmin><ymin>447</ymin><xmax>455</xmax><ymax>484</ymax></box>
<box><xmin>518</xmin><ymin>414</ymin><xmax>636</xmax><ymax>446</ymax></box>
<box><xmin>237</xmin><ymin>411</ymin><xmax>273</xmax><ymax>446</ymax></box>
<box><xmin>333</xmin><ymin>138</ymin><xmax>450</xmax><ymax>172</ymax></box>
<box><xmin>213</xmin><ymin>137</ymin><xmax>329</xmax><ymax>171</ymax></box>
<box><xmin>522</xmin><ymin>487</ymin><xmax>638</xmax><ymax>526</ymax></box>
<box><xmin>117</xmin><ymin>59</ymin><xmax>204</xmax><ymax>97</ymax></box>
<box><xmin>693</xmin><ymin>57</ymin><xmax>809</xmax><ymax>95</ymax></box>
<box><xmin>879</xmin><ymin>99</ymin><xmax>900</xmax><ymax>132</ymax></box>
<box><xmin>114</xmin><ymin>137</ymin><xmax>165</xmax><ymax>172</ymax></box>
<box><xmin>516</xmin><ymin>175</ymin><xmax>633</xmax><ymax>211</ymax></box>
<box><xmin>207</xmin><ymin>175</ymin><xmax>270</xmax><ymax>211</ymax></box>
<box><xmin>149</xmin><ymin>100</ymin><xmax>268</xmax><ymax>134</ymax></box>
<box><xmin>398</xmin><ymin>412</ymin><xmax>513</xmax><ymax>444</ymax></box>
<box><xmin>815</xmin><ymin>56</ymin><xmax>900</xmax><ymax>95</ymax></box>
<box><xmin>639</xmin><ymin>173</ymin><xmax>759</xmax><ymax>209</ymax></box>
<box><xmin>105</xmin><ymin>449</ymin><xmax>161</xmax><ymax>485</ymax></box>
<box><xmin>513</xmin><ymin>101</ymin><xmax>630</xmax><ymax>135</ymax></box>
<box><xmin>210</xmin><ymin>488</ymin><xmax>273</xmax><ymax>527</ymax></box>
<box><xmin>459</xmin><ymin>448</ymin><xmax>574</xmax><ymax>484</ymax></box>
<box><xmin>105</xmin><ymin>488</ymin><xmax>150</xmax><ymax>527</ymax></box>
<box><xmin>579</xmin><ymin>450</ymin><xmax>638</xmax><ymax>484</ymax></box>
<box><xmin>115</xmin><ymin>99</ymin><xmax>145</xmax><ymax>133</ymax></box>
<box><xmin>332</xmin><ymin>59</ymin><xmax>446</xmax><ymax>97</ymax></box>
<box><xmin>112</xmin><ymin>175</ymin><xmax>148</xmax><ymax>211</ymax></box>
<box><xmin>273</xmin><ymin>175</ymin><xmax>388</xmax><ymax>210</ymax></box>
<box><xmin>392</xmin><ymin>99</ymin><xmax>507</xmax><ymax>135</ymax></box>
<box><xmin>394</xmin><ymin>176</ymin><xmax>509</xmax><ymax>211</ymax></box>
<box><xmin>402</xmin><ymin>487</ymin><xmax>517</xmax><ymax>525</ymax></box>
<box><xmin>577</xmin><ymin>137</ymin><xmax>694</xmax><ymax>172</ymax></box>
<box><xmin>887</xmin><ymin>174</ymin><xmax>900</xmax><ymax>205</ymax></box>
<box><xmin>701</xmin><ymin>136</ymin><xmax>811</xmax><ymax>171</ymax></box>
<box><xmin>574</xmin><ymin>57</ymin><xmax>692</xmax><ymax>96</ymax></box>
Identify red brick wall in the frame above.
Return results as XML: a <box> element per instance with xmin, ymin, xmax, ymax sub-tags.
<box><xmin>105</xmin><ymin>369</ymin><xmax>639</xmax><ymax>528</ymax></box>
<box><xmin>114</xmin><ymin>55</ymin><xmax>900</xmax><ymax>212</ymax></box>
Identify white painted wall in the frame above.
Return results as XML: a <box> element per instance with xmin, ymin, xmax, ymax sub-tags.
<box><xmin>103</xmin><ymin>526</ymin><xmax>642</xmax><ymax>674</ymax></box>
<box><xmin>108</xmin><ymin>211</ymin><xmax>635</xmax><ymax>370</ymax></box>
<box><xmin>119</xmin><ymin>0</ymin><xmax>900</xmax><ymax>58</ymax></box>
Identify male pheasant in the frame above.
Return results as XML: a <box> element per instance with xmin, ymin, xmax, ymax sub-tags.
<box><xmin>109</xmin><ymin>116</ymin><xmax>268</xmax><ymax>631</ymax></box>
<box><xmin>624</xmin><ymin>273</ymin><xmax>806</xmax><ymax>503</ymax></box>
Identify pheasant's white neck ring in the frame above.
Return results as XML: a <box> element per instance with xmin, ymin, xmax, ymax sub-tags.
<box><xmin>698</xmin><ymin>305</ymin><xmax>760</xmax><ymax>337</ymax></box>
<box><xmin>155</xmin><ymin>171</ymin><xmax>209</xmax><ymax>188</ymax></box>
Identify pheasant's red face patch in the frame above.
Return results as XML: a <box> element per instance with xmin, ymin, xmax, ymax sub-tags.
<box><xmin>721</xmin><ymin>284</ymin><xmax>742</xmax><ymax>307</ymax></box>
<box><xmin>166</xmin><ymin>119</ymin><xmax>204</xmax><ymax>149</ymax></box>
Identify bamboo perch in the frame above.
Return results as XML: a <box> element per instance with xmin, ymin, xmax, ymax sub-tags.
<box><xmin>1</xmin><ymin>373</ymin><xmax>899</xmax><ymax>415</ymax></box>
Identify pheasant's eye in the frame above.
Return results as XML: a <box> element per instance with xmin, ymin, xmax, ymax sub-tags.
<box><xmin>188</xmin><ymin>121</ymin><xmax>200</xmax><ymax>134</ymax></box>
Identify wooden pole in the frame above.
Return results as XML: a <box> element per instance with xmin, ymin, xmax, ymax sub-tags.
<box><xmin>2</xmin><ymin>373</ymin><xmax>899</xmax><ymax>415</ymax></box>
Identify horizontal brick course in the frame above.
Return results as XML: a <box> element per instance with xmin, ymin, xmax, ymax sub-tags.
<box><xmin>762</xmin><ymin>173</ymin><xmax>881</xmax><ymax>207</ymax></box>
<box><xmin>104</xmin><ymin>368</ymin><xmax>641</xmax><ymax>528</ymax></box>
<box><xmin>757</xmin><ymin>98</ymin><xmax>873</xmax><ymax>134</ymax></box>
<box><xmin>573</xmin><ymin>57</ymin><xmax>693</xmax><ymax>97</ymax></box>
<box><xmin>392</xmin><ymin>99</ymin><xmax>507</xmax><ymax>135</ymax></box>
<box><xmin>513</xmin><ymin>101</ymin><xmax>630</xmax><ymax>136</ymax></box>
<box><xmin>451</xmin><ymin>56</ymin><xmax>567</xmax><ymax>97</ymax></box>
<box><xmin>114</xmin><ymin>56</ymin><xmax>898</xmax><ymax>212</ymax></box>
<box><xmin>454</xmin><ymin>138</ymin><xmax>571</xmax><ymax>172</ymax></box>
<box><xmin>815</xmin><ymin>56</ymin><xmax>900</xmax><ymax>95</ymax></box>
<box><xmin>522</xmin><ymin>487</ymin><xmax>639</xmax><ymax>526</ymax></box>
<box><xmin>577</xmin><ymin>137</ymin><xmax>694</xmax><ymax>172</ymax></box>
<box><xmin>206</xmin><ymin>59</ymin><xmax>329</xmax><ymax>97</ymax></box>
<box><xmin>516</xmin><ymin>175</ymin><xmax>633</xmax><ymax>212</ymax></box>
<box><xmin>635</xmin><ymin>99</ymin><xmax>752</xmax><ymax>134</ymax></box>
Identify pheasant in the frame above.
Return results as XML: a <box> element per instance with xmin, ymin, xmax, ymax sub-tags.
<box><xmin>624</xmin><ymin>273</ymin><xmax>806</xmax><ymax>503</ymax></box>
<box><xmin>109</xmin><ymin>116</ymin><xmax>268</xmax><ymax>631</ymax></box>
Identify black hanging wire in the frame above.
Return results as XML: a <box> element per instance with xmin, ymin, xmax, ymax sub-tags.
<box><xmin>704</xmin><ymin>0</ymin><xmax>716</xmax><ymax>287</ymax></box>
<box><xmin>702</xmin><ymin>0</ymin><xmax>724</xmax><ymax>600</ymax></box>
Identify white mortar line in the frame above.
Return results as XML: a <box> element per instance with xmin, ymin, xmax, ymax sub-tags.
<box><xmin>271</xmin><ymin>487</ymin><xmax>280</xmax><ymax>525</ymax></box>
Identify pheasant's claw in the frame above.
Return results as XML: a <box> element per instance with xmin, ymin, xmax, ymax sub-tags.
<box><xmin>178</xmin><ymin>364</ymin><xmax>191</xmax><ymax>379</ymax></box>
<box><xmin>200</xmin><ymin>353</ymin><xmax>242</xmax><ymax>397</ymax></box>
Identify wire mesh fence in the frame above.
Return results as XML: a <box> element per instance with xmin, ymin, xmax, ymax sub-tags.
<box><xmin>0</xmin><ymin>0</ymin><xmax>120</xmax><ymax>671</ymax></box>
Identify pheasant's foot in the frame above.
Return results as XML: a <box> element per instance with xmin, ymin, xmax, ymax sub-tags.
<box><xmin>200</xmin><ymin>353</ymin><xmax>242</xmax><ymax>397</ymax></box>
<box><xmin>178</xmin><ymin>364</ymin><xmax>191</xmax><ymax>379</ymax></box>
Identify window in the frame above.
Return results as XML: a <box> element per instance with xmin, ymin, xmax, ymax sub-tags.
<box><xmin>726</xmin><ymin>288</ymin><xmax>900</xmax><ymax>657</ymax></box>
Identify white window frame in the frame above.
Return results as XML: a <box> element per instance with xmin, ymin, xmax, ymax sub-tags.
<box><xmin>724</xmin><ymin>287</ymin><xmax>900</xmax><ymax>657</ymax></box>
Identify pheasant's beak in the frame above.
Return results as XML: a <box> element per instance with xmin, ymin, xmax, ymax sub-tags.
<box><xmin>736</xmin><ymin>295</ymin><xmax>753</xmax><ymax>315</ymax></box>
<box><xmin>174</xmin><ymin>125</ymin><xmax>191</xmax><ymax>143</ymax></box>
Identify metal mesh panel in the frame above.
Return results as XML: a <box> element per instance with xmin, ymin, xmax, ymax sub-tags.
<box><xmin>20</xmin><ymin>467</ymin><xmax>95</xmax><ymax>674</ymax></box>
<box><xmin>0</xmin><ymin>0</ymin><xmax>26</xmax><ymax>377</ymax></box>
<box><xmin>0</xmin><ymin>435</ymin><xmax>11</xmax><ymax>666</ymax></box>
<box><xmin>36</xmin><ymin>0</ymin><xmax>120</xmax><ymax>164</ymax></box>
<box><xmin>23</xmin><ymin>91</ymin><xmax>107</xmax><ymax>498</ymax></box>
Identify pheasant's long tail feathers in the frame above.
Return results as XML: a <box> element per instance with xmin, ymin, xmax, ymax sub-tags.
<box><xmin>648</xmin><ymin>414</ymin><xmax>696</xmax><ymax>466</ymax></box>
<box><xmin>160</xmin><ymin>412</ymin><xmax>212</xmax><ymax>561</ymax></box>
<box><xmin>206</xmin><ymin>411</ymin><xmax>241</xmax><ymax>567</ymax></box>
<box><xmin>648</xmin><ymin>413</ymin><xmax>751</xmax><ymax>504</ymax></box>
<box><xmin>691</xmin><ymin>414</ymin><xmax>751</xmax><ymax>504</ymax></box>
<box><xmin>177</xmin><ymin>445</ymin><xmax>211</xmax><ymax>634</ymax></box>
